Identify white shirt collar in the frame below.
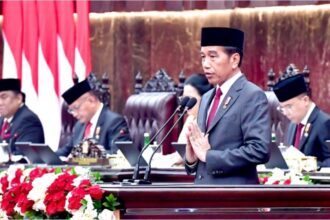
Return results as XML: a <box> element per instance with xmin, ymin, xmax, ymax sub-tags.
<box><xmin>301</xmin><ymin>102</ymin><xmax>316</xmax><ymax>126</ymax></box>
<box><xmin>207</xmin><ymin>72</ymin><xmax>243</xmax><ymax>120</ymax></box>
<box><xmin>217</xmin><ymin>72</ymin><xmax>243</xmax><ymax>97</ymax></box>
<box><xmin>88</xmin><ymin>103</ymin><xmax>104</xmax><ymax>137</ymax></box>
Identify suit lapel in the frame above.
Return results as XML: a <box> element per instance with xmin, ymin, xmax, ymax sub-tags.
<box><xmin>299</xmin><ymin>107</ymin><xmax>318</xmax><ymax>150</ymax></box>
<box><xmin>287</xmin><ymin>124</ymin><xmax>296</xmax><ymax>146</ymax></box>
<box><xmin>1</xmin><ymin>105</ymin><xmax>25</xmax><ymax>136</ymax></box>
<box><xmin>93</xmin><ymin>106</ymin><xmax>106</xmax><ymax>140</ymax></box>
<box><xmin>77</xmin><ymin>124</ymin><xmax>85</xmax><ymax>140</ymax></box>
<box><xmin>206</xmin><ymin>76</ymin><xmax>245</xmax><ymax>133</ymax></box>
<box><xmin>199</xmin><ymin>89</ymin><xmax>215</xmax><ymax>133</ymax></box>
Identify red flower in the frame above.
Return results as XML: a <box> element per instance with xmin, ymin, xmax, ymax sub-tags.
<box><xmin>1</xmin><ymin>185</ymin><xmax>20</xmax><ymax>215</ymax></box>
<box><xmin>88</xmin><ymin>185</ymin><xmax>103</xmax><ymax>200</ymax></box>
<box><xmin>258</xmin><ymin>176</ymin><xmax>269</xmax><ymax>184</ymax></box>
<box><xmin>44</xmin><ymin>172</ymin><xmax>77</xmax><ymax>216</ymax></box>
<box><xmin>18</xmin><ymin>198</ymin><xmax>34</xmax><ymax>213</ymax></box>
<box><xmin>283</xmin><ymin>178</ymin><xmax>291</xmax><ymax>185</ymax></box>
<box><xmin>47</xmin><ymin>173</ymin><xmax>76</xmax><ymax>193</ymax></box>
<box><xmin>79</xmin><ymin>179</ymin><xmax>91</xmax><ymax>189</ymax></box>
<box><xmin>44</xmin><ymin>191</ymin><xmax>66</xmax><ymax>215</ymax></box>
<box><xmin>17</xmin><ymin>182</ymin><xmax>33</xmax><ymax>212</ymax></box>
<box><xmin>29</xmin><ymin>167</ymin><xmax>49</xmax><ymax>181</ymax></box>
<box><xmin>68</xmin><ymin>188</ymin><xmax>86</xmax><ymax>210</ymax></box>
<box><xmin>11</xmin><ymin>169</ymin><xmax>23</xmax><ymax>186</ymax></box>
<box><xmin>0</xmin><ymin>176</ymin><xmax>9</xmax><ymax>193</ymax></box>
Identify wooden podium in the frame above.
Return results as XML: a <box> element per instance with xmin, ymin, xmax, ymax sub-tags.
<box><xmin>100</xmin><ymin>168</ymin><xmax>330</xmax><ymax>219</ymax></box>
<box><xmin>103</xmin><ymin>184</ymin><xmax>330</xmax><ymax>219</ymax></box>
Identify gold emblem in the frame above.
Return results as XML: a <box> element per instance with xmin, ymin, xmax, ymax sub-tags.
<box><xmin>95</xmin><ymin>126</ymin><xmax>101</xmax><ymax>140</ymax></box>
<box><xmin>223</xmin><ymin>96</ymin><xmax>232</xmax><ymax>109</ymax></box>
<box><xmin>304</xmin><ymin>123</ymin><xmax>311</xmax><ymax>137</ymax></box>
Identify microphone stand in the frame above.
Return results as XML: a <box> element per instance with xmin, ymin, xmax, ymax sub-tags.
<box><xmin>123</xmin><ymin>97</ymin><xmax>190</xmax><ymax>183</ymax></box>
<box><xmin>6</xmin><ymin>134</ymin><xmax>18</xmax><ymax>165</ymax></box>
<box><xmin>140</xmin><ymin>107</ymin><xmax>189</xmax><ymax>184</ymax></box>
<box><xmin>124</xmin><ymin>107</ymin><xmax>180</xmax><ymax>183</ymax></box>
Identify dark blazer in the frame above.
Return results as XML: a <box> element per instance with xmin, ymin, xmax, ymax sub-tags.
<box><xmin>56</xmin><ymin>106</ymin><xmax>131</xmax><ymax>156</ymax></box>
<box><xmin>286</xmin><ymin>107</ymin><xmax>330</xmax><ymax>167</ymax></box>
<box><xmin>0</xmin><ymin>105</ymin><xmax>45</xmax><ymax>153</ymax></box>
<box><xmin>185</xmin><ymin>75</ymin><xmax>271</xmax><ymax>185</ymax></box>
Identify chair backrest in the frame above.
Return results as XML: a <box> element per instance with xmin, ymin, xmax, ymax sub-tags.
<box><xmin>265</xmin><ymin>63</ymin><xmax>310</xmax><ymax>145</ymax></box>
<box><xmin>124</xmin><ymin>69</ymin><xmax>185</xmax><ymax>155</ymax></box>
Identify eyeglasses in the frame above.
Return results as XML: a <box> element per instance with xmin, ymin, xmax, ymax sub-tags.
<box><xmin>67</xmin><ymin>104</ymin><xmax>81</xmax><ymax>115</ymax></box>
<box><xmin>276</xmin><ymin>105</ymin><xmax>293</xmax><ymax>114</ymax></box>
<box><xmin>67</xmin><ymin>97</ymin><xmax>88</xmax><ymax>115</ymax></box>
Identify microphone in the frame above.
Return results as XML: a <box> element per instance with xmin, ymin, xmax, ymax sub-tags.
<box><xmin>6</xmin><ymin>133</ymin><xmax>19</xmax><ymax>164</ymax></box>
<box><xmin>124</xmin><ymin>96</ymin><xmax>191</xmax><ymax>183</ymax></box>
<box><xmin>139</xmin><ymin>97</ymin><xmax>197</xmax><ymax>184</ymax></box>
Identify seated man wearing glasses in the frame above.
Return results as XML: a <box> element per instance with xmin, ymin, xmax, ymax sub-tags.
<box><xmin>56</xmin><ymin>78</ymin><xmax>131</xmax><ymax>157</ymax></box>
<box><xmin>273</xmin><ymin>74</ymin><xmax>330</xmax><ymax>167</ymax></box>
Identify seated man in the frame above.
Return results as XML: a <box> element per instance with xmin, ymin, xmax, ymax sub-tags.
<box><xmin>56</xmin><ymin>78</ymin><xmax>131</xmax><ymax>157</ymax></box>
<box><xmin>0</xmin><ymin>78</ymin><xmax>44</xmax><ymax>153</ymax></box>
<box><xmin>273</xmin><ymin>74</ymin><xmax>330</xmax><ymax>167</ymax></box>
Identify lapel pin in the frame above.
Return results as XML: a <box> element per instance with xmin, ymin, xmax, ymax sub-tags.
<box><xmin>223</xmin><ymin>96</ymin><xmax>232</xmax><ymax>109</ymax></box>
<box><xmin>95</xmin><ymin>126</ymin><xmax>101</xmax><ymax>140</ymax></box>
<box><xmin>304</xmin><ymin>123</ymin><xmax>311</xmax><ymax>137</ymax></box>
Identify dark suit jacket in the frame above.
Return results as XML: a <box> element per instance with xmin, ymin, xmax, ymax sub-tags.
<box><xmin>56</xmin><ymin>106</ymin><xmax>131</xmax><ymax>156</ymax></box>
<box><xmin>0</xmin><ymin>105</ymin><xmax>45</xmax><ymax>153</ymax></box>
<box><xmin>185</xmin><ymin>75</ymin><xmax>271</xmax><ymax>184</ymax></box>
<box><xmin>286</xmin><ymin>107</ymin><xmax>330</xmax><ymax>167</ymax></box>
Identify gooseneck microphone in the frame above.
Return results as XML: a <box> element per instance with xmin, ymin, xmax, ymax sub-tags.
<box><xmin>141</xmin><ymin>97</ymin><xmax>197</xmax><ymax>184</ymax></box>
<box><xmin>6</xmin><ymin>133</ymin><xmax>19</xmax><ymax>164</ymax></box>
<box><xmin>125</xmin><ymin>96</ymin><xmax>190</xmax><ymax>183</ymax></box>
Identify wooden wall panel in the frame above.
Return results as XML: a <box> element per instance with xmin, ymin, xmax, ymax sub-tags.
<box><xmin>0</xmin><ymin>4</ymin><xmax>330</xmax><ymax>114</ymax></box>
<box><xmin>89</xmin><ymin>5</ymin><xmax>330</xmax><ymax>114</ymax></box>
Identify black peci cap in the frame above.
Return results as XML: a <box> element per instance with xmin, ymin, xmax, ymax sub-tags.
<box><xmin>201</xmin><ymin>27</ymin><xmax>244</xmax><ymax>50</ymax></box>
<box><xmin>273</xmin><ymin>74</ymin><xmax>308</xmax><ymax>102</ymax></box>
<box><xmin>0</xmin><ymin>78</ymin><xmax>21</xmax><ymax>92</ymax></box>
<box><xmin>62</xmin><ymin>79</ymin><xmax>92</xmax><ymax>105</ymax></box>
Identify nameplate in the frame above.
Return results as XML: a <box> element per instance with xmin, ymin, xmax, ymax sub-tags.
<box><xmin>69</xmin><ymin>158</ymin><xmax>110</xmax><ymax>166</ymax></box>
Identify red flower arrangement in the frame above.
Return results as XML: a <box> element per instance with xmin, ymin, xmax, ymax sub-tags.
<box><xmin>0</xmin><ymin>165</ymin><xmax>119</xmax><ymax>220</ymax></box>
<box><xmin>258</xmin><ymin>168</ymin><xmax>312</xmax><ymax>185</ymax></box>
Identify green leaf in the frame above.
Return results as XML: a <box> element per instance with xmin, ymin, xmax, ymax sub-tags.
<box><xmin>103</xmin><ymin>194</ymin><xmax>120</xmax><ymax>211</ymax></box>
<box><xmin>54</xmin><ymin>167</ymin><xmax>62</xmax><ymax>174</ymax></box>
<box><xmin>94</xmin><ymin>200</ymin><xmax>102</xmax><ymax>209</ymax></box>
<box><xmin>303</xmin><ymin>175</ymin><xmax>310</xmax><ymax>182</ymax></box>
<box><xmin>81</xmin><ymin>198</ymin><xmax>88</xmax><ymax>207</ymax></box>
<box><xmin>71</xmin><ymin>167</ymin><xmax>77</xmax><ymax>175</ymax></box>
<box><xmin>92</xmin><ymin>171</ymin><xmax>102</xmax><ymax>182</ymax></box>
<box><xmin>25</xmin><ymin>210</ymin><xmax>47</xmax><ymax>220</ymax></box>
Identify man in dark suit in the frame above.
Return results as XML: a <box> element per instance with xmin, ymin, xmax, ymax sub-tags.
<box><xmin>0</xmin><ymin>78</ymin><xmax>44</xmax><ymax>154</ymax></box>
<box><xmin>56</xmin><ymin>78</ymin><xmax>131</xmax><ymax>157</ymax></box>
<box><xmin>185</xmin><ymin>27</ymin><xmax>271</xmax><ymax>184</ymax></box>
<box><xmin>273</xmin><ymin>74</ymin><xmax>330</xmax><ymax>167</ymax></box>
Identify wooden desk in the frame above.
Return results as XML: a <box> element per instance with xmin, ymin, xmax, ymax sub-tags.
<box><xmin>97</xmin><ymin>167</ymin><xmax>194</xmax><ymax>183</ymax></box>
<box><xmin>102</xmin><ymin>184</ymin><xmax>330</xmax><ymax>219</ymax></box>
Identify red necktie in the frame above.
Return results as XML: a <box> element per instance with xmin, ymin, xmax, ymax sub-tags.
<box><xmin>294</xmin><ymin>123</ymin><xmax>304</xmax><ymax>148</ymax></box>
<box><xmin>84</xmin><ymin>122</ymin><xmax>92</xmax><ymax>138</ymax></box>
<box><xmin>1</xmin><ymin>120</ymin><xmax>10</xmax><ymax>139</ymax></box>
<box><xmin>207</xmin><ymin>88</ymin><xmax>222</xmax><ymax>129</ymax></box>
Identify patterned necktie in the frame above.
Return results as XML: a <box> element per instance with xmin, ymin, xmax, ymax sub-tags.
<box><xmin>1</xmin><ymin>120</ymin><xmax>10</xmax><ymax>139</ymax></box>
<box><xmin>294</xmin><ymin>123</ymin><xmax>304</xmax><ymax>148</ymax></box>
<box><xmin>84</xmin><ymin>122</ymin><xmax>92</xmax><ymax>138</ymax></box>
<box><xmin>207</xmin><ymin>88</ymin><xmax>222</xmax><ymax>129</ymax></box>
